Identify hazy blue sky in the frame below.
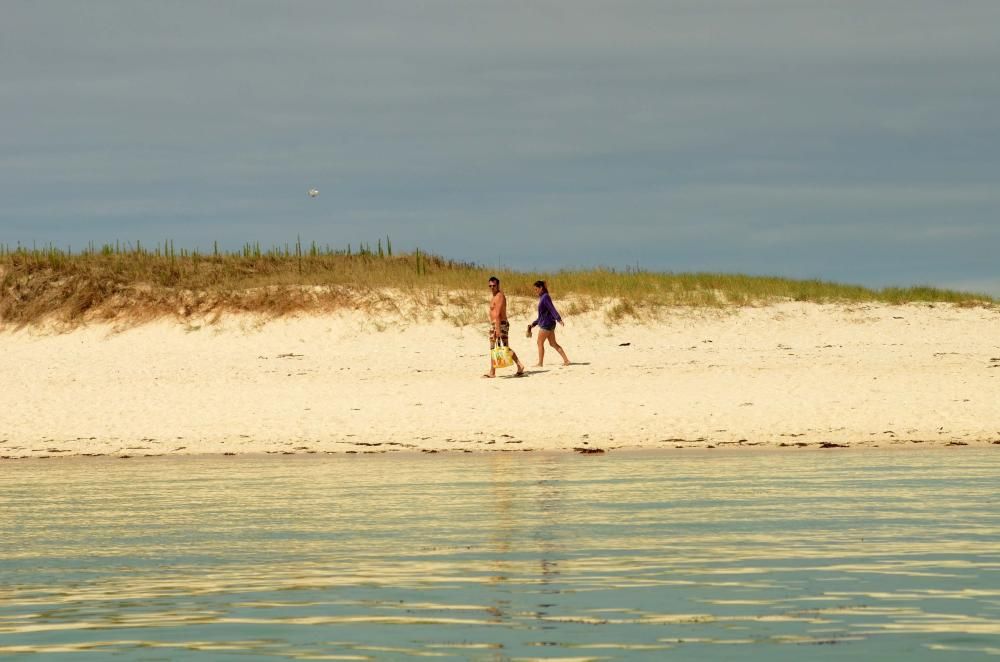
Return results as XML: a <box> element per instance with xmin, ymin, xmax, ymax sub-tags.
<box><xmin>3</xmin><ymin>1</ymin><xmax>998</xmax><ymax>293</ymax></box>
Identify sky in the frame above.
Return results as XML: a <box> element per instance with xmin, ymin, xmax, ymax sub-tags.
<box><xmin>3</xmin><ymin>1</ymin><xmax>998</xmax><ymax>294</ymax></box>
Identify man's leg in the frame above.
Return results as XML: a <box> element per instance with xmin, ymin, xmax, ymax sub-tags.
<box><xmin>483</xmin><ymin>330</ymin><xmax>497</xmax><ymax>377</ymax></box>
<box><xmin>510</xmin><ymin>348</ymin><xmax>525</xmax><ymax>375</ymax></box>
<box><xmin>501</xmin><ymin>323</ymin><xmax>524</xmax><ymax>374</ymax></box>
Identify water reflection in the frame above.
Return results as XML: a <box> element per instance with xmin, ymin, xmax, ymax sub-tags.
<box><xmin>1</xmin><ymin>450</ymin><xmax>998</xmax><ymax>659</ymax></box>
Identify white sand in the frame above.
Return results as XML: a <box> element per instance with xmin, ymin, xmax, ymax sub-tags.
<box><xmin>3</xmin><ymin>302</ymin><xmax>999</xmax><ymax>458</ymax></box>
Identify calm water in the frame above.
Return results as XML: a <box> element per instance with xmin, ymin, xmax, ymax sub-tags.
<box><xmin>1</xmin><ymin>450</ymin><xmax>998</xmax><ymax>660</ymax></box>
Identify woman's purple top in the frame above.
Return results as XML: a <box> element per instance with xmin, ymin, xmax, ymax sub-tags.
<box><xmin>531</xmin><ymin>293</ymin><xmax>562</xmax><ymax>329</ymax></box>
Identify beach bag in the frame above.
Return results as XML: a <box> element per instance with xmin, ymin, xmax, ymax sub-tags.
<box><xmin>491</xmin><ymin>339</ymin><xmax>514</xmax><ymax>369</ymax></box>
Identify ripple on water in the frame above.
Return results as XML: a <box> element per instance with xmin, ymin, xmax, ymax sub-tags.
<box><xmin>1</xmin><ymin>450</ymin><xmax>999</xmax><ymax>660</ymax></box>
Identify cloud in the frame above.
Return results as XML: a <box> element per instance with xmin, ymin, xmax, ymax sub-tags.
<box><xmin>2</xmin><ymin>1</ymin><xmax>999</xmax><ymax>291</ymax></box>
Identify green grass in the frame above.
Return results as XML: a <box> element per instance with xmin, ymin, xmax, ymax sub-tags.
<box><xmin>0</xmin><ymin>240</ymin><xmax>994</xmax><ymax>329</ymax></box>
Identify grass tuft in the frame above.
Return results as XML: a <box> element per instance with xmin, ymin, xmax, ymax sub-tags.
<box><xmin>0</xmin><ymin>240</ymin><xmax>994</xmax><ymax>330</ymax></box>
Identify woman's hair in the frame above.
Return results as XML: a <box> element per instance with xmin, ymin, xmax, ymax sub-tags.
<box><xmin>533</xmin><ymin>280</ymin><xmax>548</xmax><ymax>294</ymax></box>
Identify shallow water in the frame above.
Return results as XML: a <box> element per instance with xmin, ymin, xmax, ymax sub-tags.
<box><xmin>1</xmin><ymin>450</ymin><xmax>998</xmax><ymax>660</ymax></box>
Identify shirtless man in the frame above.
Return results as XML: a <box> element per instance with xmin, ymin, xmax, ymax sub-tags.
<box><xmin>484</xmin><ymin>276</ymin><xmax>525</xmax><ymax>378</ymax></box>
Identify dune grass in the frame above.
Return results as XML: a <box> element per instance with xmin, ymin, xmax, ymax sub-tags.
<box><xmin>0</xmin><ymin>240</ymin><xmax>994</xmax><ymax>329</ymax></box>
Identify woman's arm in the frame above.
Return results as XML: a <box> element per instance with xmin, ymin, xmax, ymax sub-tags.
<box><xmin>543</xmin><ymin>294</ymin><xmax>561</xmax><ymax>323</ymax></box>
<box><xmin>529</xmin><ymin>297</ymin><xmax>543</xmax><ymax>328</ymax></box>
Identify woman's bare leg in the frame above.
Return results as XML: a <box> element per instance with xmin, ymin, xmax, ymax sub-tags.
<box><xmin>535</xmin><ymin>332</ymin><xmax>546</xmax><ymax>366</ymax></box>
<box><xmin>547</xmin><ymin>330</ymin><xmax>570</xmax><ymax>365</ymax></box>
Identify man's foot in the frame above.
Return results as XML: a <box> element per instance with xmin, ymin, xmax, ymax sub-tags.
<box><xmin>515</xmin><ymin>366</ymin><xmax>525</xmax><ymax>376</ymax></box>
<box><xmin>532</xmin><ymin>363</ymin><xmax>543</xmax><ymax>367</ymax></box>
<box><xmin>562</xmin><ymin>361</ymin><xmax>571</xmax><ymax>366</ymax></box>
<box><xmin>482</xmin><ymin>373</ymin><xmax>495</xmax><ymax>378</ymax></box>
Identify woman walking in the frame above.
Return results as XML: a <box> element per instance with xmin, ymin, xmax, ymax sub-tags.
<box><xmin>526</xmin><ymin>280</ymin><xmax>570</xmax><ymax>367</ymax></box>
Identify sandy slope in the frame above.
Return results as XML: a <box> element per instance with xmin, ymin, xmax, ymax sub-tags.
<box><xmin>3</xmin><ymin>302</ymin><xmax>999</xmax><ymax>458</ymax></box>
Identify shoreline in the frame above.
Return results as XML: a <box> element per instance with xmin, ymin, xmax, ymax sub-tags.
<box><xmin>4</xmin><ymin>301</ymin><xmax>999</xmax><ymax>459</ymax></box>
<box><xmin>4</xmin><ymin>444</ymin><xmax>998</xmax><ymax>465</ymax></box>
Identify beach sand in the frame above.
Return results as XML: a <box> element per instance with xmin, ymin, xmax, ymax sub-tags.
<box><xmin>3</xmin><ymin>301</ymin><xmax>999</xmax><ymax>458</ymax></box>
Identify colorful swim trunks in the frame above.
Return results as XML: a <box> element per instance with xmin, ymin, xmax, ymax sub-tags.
<box><xmin>489</xmin><ymin>320</ymin><xmax>510</xmax><ymax>348</ymax></box>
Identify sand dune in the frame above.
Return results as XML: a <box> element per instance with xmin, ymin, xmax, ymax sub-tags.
<box><xmin>3</xmin><ymin>301</ymin><xmax>999</xmax><ymax>458</ymax></box>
